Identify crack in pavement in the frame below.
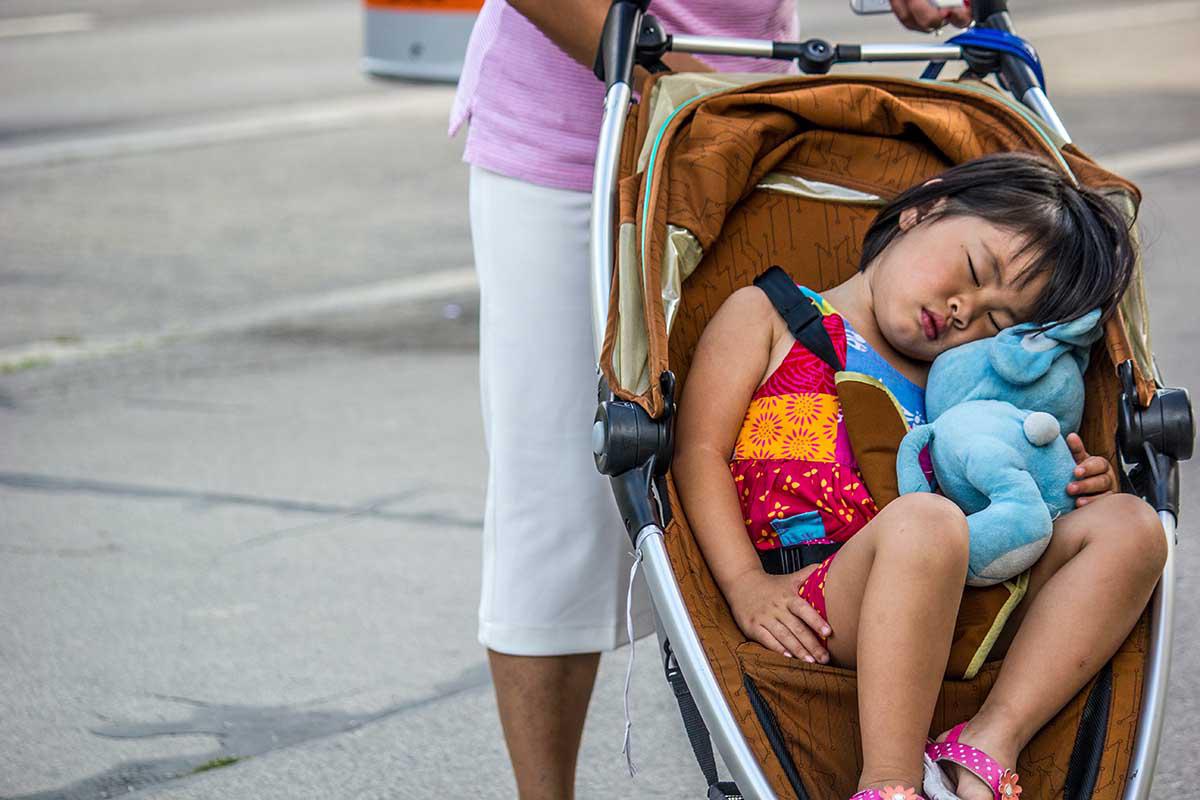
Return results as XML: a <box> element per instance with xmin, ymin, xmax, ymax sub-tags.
<box><xmin>4</xmin><ymin>663</ymin><xmax>492</xmax><ymax>800</ymax></box>
<box><xmin>0</xmin><ymin>472</ymin><xmax>482</xmax><ymax>529</ymax></box>
<box><xmin>0</xmin><ymin>542</ymin><xmax>121</xmax><ymax>558</ymax></box>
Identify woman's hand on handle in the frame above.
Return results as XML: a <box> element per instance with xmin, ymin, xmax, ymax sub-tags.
<box><xmin>725</xmin><ymin>565</ymin><xmax>833</xmax><ymax>664</ymax></box>
<box><xmin>889</xmin><ymin>0</ymin><xmax>972</xmax><ymax>32</ymax></box>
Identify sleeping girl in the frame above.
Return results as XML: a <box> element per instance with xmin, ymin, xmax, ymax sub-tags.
<box><xmin>673</xmin><ymin>152</ymin><xmax>1166</xmax><ymax>800</ymax></box>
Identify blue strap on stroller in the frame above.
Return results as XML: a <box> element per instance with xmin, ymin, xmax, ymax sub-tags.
<box><xmin>921</xmin><ymin>28</ymin><xmax>1045</xmax><ymax>90</ymax></box>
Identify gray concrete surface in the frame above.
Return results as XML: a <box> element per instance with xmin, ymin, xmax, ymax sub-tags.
<box><xmin>0</xmin><ymin>0</ymin><xmax>1198</xmax><ymax>797</ymax></box>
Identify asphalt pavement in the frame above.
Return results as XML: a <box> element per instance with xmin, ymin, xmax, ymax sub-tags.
<box><xmin>0</xmin><ymin>1</ymin><xmax>1198</xmax><ymax>798</ymax></box>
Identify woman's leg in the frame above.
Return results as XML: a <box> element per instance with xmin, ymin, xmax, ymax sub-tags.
<box><xmin>470</xmin><ymin>166</ymin><xmax>653</xmax><ymax>798</ymax></box>
<box><xmin>488</xmin><ymin>651</ymin><xmax>600</xmax><ymax>800</ymax></box>
<box><xmin>937</xmin><ymin>493</ymin><xmax>1167</xmax><ymax>800</ymax></box>
<box><xmin>821</xmin><ymin>493</ymin><xmax>971</xmax><ymax>792</ymax></box>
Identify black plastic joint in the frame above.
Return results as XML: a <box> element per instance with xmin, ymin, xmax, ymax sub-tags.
<box><xmin>834</xmin><ymin>43</ymin><xmax>861</xmax><ymax>62</ymax></box>
<box><xmin>708</xmin><ymin>782</ymin><xmax>745</xmax><ymax>800</ymax></box>
<box><xmin>777</xmin><ymin>38</ymin><xmax>834</xmax><ymax>74</ymax></box>
<box><xmin>635</xmin><ymin>14</ymin><xmax>670</xmax><ymax>71</ymax></box>
<box><xmin>593</xmin><ymin>0</ymin><xmax>645</xmax><ymax>89</ymax></box>
<box><xmin>1117</xmin><ymin>361</ymin><xmax>1194</xmax><ymax>519</ymax></box>
<box><xmin>609</xmin><ymin>460</ymin><xmax>662</xmax><ymax>543</ymax></box>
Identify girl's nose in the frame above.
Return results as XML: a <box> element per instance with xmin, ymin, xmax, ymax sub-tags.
<box><xmin>948</xmin><ymin>297</ymin><xmax>969</xmax><ymax>329</ymax></box>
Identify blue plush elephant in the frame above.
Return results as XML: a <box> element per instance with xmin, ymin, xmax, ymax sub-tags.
<box><xmin>896</xmin><ymin>310</ymin><xmax>1103</xmax><ymax>586</ymax></box>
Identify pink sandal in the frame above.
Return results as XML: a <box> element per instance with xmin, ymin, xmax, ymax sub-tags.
<box><xmin>923</xmin><ymin>722</ymin><xmax>1022</xmax><ymax>800</ymax></box>
<box><xmin>850</xmin><ymin>788</ymin><xmax>924</xmax><ymax>800</ymax></box>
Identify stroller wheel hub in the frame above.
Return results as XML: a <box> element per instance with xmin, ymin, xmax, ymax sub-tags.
<box><xmin>591</xmin><ymin>420</ymin><xmax>606</xmax><ymax>455</ymax></box>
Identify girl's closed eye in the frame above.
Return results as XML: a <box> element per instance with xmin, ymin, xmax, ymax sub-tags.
<box><xmin>967</xmin><ymin>252</ymin><xmax>1004</xmax><ymax>333</ymax></box>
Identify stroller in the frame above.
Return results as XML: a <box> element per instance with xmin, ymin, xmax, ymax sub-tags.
<box><xmin>586</xmin><ymin>1</ymin><xmax>1195</xmax><ymax>798</ymax></box>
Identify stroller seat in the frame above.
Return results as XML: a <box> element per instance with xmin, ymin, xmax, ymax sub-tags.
<box><xmin>596</xmin><ymin>69</ymin><xmax>1174</xmax><ymax>800</ymax></box>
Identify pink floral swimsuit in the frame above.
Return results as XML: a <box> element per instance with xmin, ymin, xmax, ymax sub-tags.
<box><xmin>730</xmin><ymin>287</ymin><xmax>926</xmax><ymax>630</ymax></box>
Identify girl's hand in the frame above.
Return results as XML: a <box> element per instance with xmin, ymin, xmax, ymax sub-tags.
<box><xmin>1065</xmin><ymin>432</ymin><xmax>1119</xmax><ymax>507</ymax></box>
<box><xmin>725</xmin><ymin>566</ymin><xmax>832</xmax><ymax>664</ymax></box>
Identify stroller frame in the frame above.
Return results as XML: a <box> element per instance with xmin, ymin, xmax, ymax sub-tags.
<box><xmin>586</xmin><ymin>1</ymin><xmax>1193</xmax><ymax>798</ymax></box>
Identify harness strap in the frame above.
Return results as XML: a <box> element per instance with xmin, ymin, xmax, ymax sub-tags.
<box><xmin>753</xmin><ymin>266</ymin><xmax>843</xmax><ymax>373</ymax></box>
<box><xmin>759</xmin><ymin>542</ymin><xmax>842</xmax><ymax>574</ymax></box>
<box><xmin>663</xmin><ymin>641</ymin><xmax>721</xmax><ymax>787</ymax></box>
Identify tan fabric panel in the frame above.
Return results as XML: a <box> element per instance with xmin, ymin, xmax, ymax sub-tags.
<box><xmin>834</xmin><ymin>373</ymin><xmax>908</xmax><ymax>508</ymax></box>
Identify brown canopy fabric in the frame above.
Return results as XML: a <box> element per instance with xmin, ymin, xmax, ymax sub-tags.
<box><xmin>601</xmin><ymin>74</ymin><xmax>1154</xmax><ymax>799</ymax></box>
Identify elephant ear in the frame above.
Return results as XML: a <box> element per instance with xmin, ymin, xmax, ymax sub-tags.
<box><xmin>1041</xmin><ymin>308</ymin><xmax>1104</xmax><ymax>373</ymax></box>
<box><xmin>836</xmin><ymin>371</ymin><xmax>908</xmax><ymax>509</ymax></box>
<box><xmin>987</xmin><ymin>309</ymin><xmax>1103</xmax><ymax>384</ymax></box>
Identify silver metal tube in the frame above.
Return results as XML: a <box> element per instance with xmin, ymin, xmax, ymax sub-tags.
<box><xmin>639</xmin><ymin>529</ymin><xmax>778</xmax><ymax>799</ymax></box>
<box><xmin>1123</xmin><ymin>510</ymin><xmax>1177</xmax><ymax>799</ymax></box>
<box><xmin>1021</xmin><ymin>86</ymin><xmax>1072</xmax><ymax>145</ymax></box>
<box><xmin>670</xmin><ymin>33</ymin><xmax>775</xmax><ymax>58</ymax></box>
<box><xmin>590</xmin><ymin>82</ymin><xmax>633</xmax><ymax>362</ymax></box>
<box><xmin>857</xmin><ymin>43</ymin><xmax>961</xmax><ymax>61</ymax></box>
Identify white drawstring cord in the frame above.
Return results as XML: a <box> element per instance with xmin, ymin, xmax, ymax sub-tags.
<box><xmin>621</xmin><ymin>526</ymin><xmax>655</xmax><ymax>777</ymax></box>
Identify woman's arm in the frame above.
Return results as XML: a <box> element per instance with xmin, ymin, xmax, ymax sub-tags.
<box><xmin>674</xmin><ymin>287</ymin><xmax>832</xmax><ymax>662</ymax></box>
<box><xmin>505</xmin><ymin>0</ymin><xmax>712</xmax><ymax>91</ymax></box>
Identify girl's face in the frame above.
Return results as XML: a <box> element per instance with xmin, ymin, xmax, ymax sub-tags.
<box><xmin>867</xmin><ymin>212</ymin><xmax>1050</xmax><ymax>362</ymax></box>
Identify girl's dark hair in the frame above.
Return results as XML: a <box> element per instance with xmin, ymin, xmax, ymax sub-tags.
<box><xmin>859</xmin><ymin>152</ymin><xmax>1136</xmax><ymax>326</ymax></box>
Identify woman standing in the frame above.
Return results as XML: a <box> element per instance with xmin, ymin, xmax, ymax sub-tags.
<box><xmin>449</xmin><ymin>1</ymin><xmax>969</xmax><ymax>796</ymax></box>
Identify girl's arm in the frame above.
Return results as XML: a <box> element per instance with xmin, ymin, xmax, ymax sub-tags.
<box><xmin>674</xmin><ymin>287</ymin><xmax>832</xmax><ymax>663</ymax></box>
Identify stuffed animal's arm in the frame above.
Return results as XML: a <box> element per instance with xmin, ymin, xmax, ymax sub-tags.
<box><xmin>896</xmin><ymin>423</ymin><xmax>935</xmax><ymax>495</ymax></box>
<box><xmin>961</xmin><ymin>449</ymin><xmax>1054</xmax><ymax>586</ymax></box>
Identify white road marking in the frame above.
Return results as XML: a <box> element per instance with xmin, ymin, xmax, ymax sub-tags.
<box><xmin>1100</xmin><ymin>138</ymin><xmax>1200</xmax><ymax>178</ymax></box>
<box><xmin>1021</xmin><ymin>0</ymin><xmax>1200</xmax><ymax>39</ymax></box>
<box><xmin>0</xmin><ymin>267</ymin><xmax>479</xmax><ymax>372</ymax></box>
<box><xmin>0</xmin><ymin>12</ymin><xmax>94</xmax><ymax>39</ymax></box>
<box><xmin>0</xmin><ymin>89</ymin><xmax>455</xmax><ymax>171</ymax></box>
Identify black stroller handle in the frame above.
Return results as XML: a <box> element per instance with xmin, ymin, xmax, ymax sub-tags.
<box><xmin>967</xmin><ymin>0</ymin><xmax>1045</xmax><ymax>108</ymax></box>
<box><xmin>593</xmin><ymin>0</ymin><xmax>651</xmax><ymax>90</ymax></box>
<box><xmin>971</xmin><ymin>0</ymin><xmax>1009</xmax><ymax>24</ymax></box>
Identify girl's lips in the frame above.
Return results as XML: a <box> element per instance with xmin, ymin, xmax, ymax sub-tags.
<box><xmin>921</xmin><ymin>308</ymin><xmax>941</xmax><ymax>341</ymax></box>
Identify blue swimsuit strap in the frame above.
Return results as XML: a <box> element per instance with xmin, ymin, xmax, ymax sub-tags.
<box><xmin>920</xmin><ymin>28</ymin><xmax>1045</xmax><ymax>91</ymax></box>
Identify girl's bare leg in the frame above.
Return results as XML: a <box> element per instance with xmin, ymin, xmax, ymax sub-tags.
<box><xmin>820</xmin><ymin>493</ymin><xmax>971</xmax><ymax>793</ymax></box>
<box><xmin>937</xmin><ymin>494</ymin><xmax>1167</xmax><ymax>800</ymax></box>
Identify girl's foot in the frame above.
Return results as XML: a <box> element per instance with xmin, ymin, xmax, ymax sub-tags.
<box><xmin>851</xmin><ymin>787</ymin><xmax>924</xmax><ymax>800</ymax></box>
<box><xmin>927</xmin><ymin>720</ymin><xmax>1022</xmax><ymax>800</ymax></box>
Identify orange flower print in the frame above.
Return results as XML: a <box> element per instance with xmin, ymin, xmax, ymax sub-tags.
<box><xmin>781</xmin><ymin>428</ymin><xmax>822</xmax><ymax>460</ymax></box>
<box><xmin>818</xmin><ymin>411</ymin><xmax>839</xmax><ymax>445</ymax></box>
<box><xmin>781</xmin><ymin>392</ymin><xmax>820</xmax><ymax>426</ymax></box>
<box><xmin>880</xmin><ymin>788</ymin><xmax>918</xmax><ymax>800</ymax></box>
<box><xmin>748</xmin><ymin>410</ymin><xmax>783</xmax><ymax>447</ymax></box>
<box><xmin>998</xmin><ymin>771</ymin><xmax>1022</xmax><ymax>798</ymax></box>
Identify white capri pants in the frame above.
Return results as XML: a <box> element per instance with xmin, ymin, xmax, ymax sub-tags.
<box><xmin>470</xmin><ymin>165</ymin><xmax>653</xmax><ymax>656</ymax></box>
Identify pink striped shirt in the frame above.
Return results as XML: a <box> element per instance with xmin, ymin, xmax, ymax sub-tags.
<box><xmin>449</xmin><ymin>0</ymin><xmax>797</xmax><ymax>192</ymax></box>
